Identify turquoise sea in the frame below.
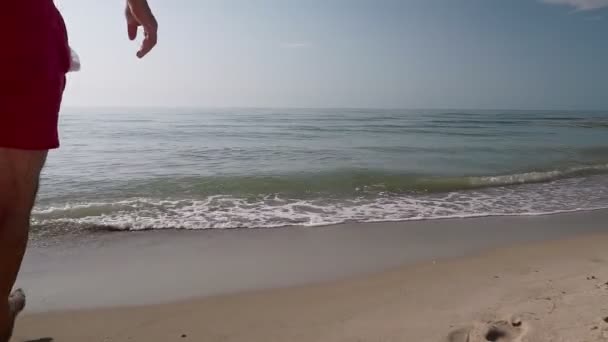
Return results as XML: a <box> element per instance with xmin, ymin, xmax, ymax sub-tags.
<box><xmin>32</xmin><ymin>108</ymin><xmax>608</xmax><ymax>237</ymax></box>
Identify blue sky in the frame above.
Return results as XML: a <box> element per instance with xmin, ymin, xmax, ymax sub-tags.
<box><xmin>58</xmin><ymin>0</ymin><xmax>608</xmax><ymax>109</ymax></box>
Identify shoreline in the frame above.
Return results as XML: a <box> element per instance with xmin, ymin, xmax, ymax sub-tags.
<box><xmin>34</xmin><ymin>171</ymin><xmax>608</xmax><ymax>234</ymax></box>
<box><xmin>14</xmin><ymin>211</ymin><xmax>608</xmax><ymax>341</ymax></box>
<box><xmin>31</xmin><ymin>201</ymin><xmax>608</xmax><ymax>240</ymax></box>
<box><xmin>17</xmin><ymin>209</ymin><xmax>608</xmax><ymax>313</ymax></box>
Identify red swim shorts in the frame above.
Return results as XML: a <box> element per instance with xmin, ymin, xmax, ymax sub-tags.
<box><xmin>0</xmin><ymin>1</ymin><xmax>70</xmax><ymax>150</ymax></box>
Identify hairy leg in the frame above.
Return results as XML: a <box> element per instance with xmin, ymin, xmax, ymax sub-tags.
<box><xmin>0</xmin><ymin>148</ymin><xmax>47</xmax><ymax>342</ymax></box>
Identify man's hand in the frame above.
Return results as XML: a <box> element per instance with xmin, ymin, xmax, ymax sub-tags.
<box><xmin>126</xmin><ymin>0</ymin><xmax>158</xmax><ymax>58</ymax></box>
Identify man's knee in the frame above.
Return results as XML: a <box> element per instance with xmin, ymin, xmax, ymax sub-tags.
<box><xmin>0</xmin><ymin>192</ymin><xmax>31</xmax><ymax>235</ymax></box>
<box><xmin>0</xmin><ymin>176</ymin><xmax>39</xmax><ymax>226</ymax></box>
<box><xmin>0</xmin><ymin>149</ymin><xmax>47</xmax><ymax>226</ymax></box>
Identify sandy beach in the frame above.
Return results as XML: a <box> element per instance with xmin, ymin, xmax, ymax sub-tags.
<box><xmin>12</xmin><ymin>210</ymin><xmax>608</xmax><ymax>341</ymax></box>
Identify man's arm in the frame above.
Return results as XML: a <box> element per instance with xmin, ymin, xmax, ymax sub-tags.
<box><xmin>125</xmin><ymin>0</ymin><xmax>158</xmax><ymax>58</ymax></box>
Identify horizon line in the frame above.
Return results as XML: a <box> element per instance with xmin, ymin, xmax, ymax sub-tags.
<box><xmin>61</xmin><ymin>106</ymin><xmax>608</xmax><ymax>112</ymax></box>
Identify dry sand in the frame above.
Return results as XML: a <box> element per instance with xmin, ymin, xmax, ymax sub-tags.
<box><xmin>12</xmin><ymin>212</ymin><xmax>608</xmax><ymax>341</ymax></box>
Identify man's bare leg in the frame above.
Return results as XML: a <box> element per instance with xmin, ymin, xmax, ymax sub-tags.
<box><xmin>0</xmin><ymin>290</ymin><xmax>26</xmax><ymax>342</ymax></box>
<box><xmin>0</xmin><ymin>148</ymin><xmax>47</xmax><ymax>342</ymax></box>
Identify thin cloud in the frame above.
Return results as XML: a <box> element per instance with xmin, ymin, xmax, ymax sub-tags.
<box><xmin>282</xmin><ymin>42</ymin><xmax>312</xmax><ymax>49</ymax></box>
<box><xmin>540</xmin><ymin>0</ymin><xmax>608</xmax><ymax>11</ymax></box>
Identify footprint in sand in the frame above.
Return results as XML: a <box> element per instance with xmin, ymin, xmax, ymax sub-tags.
<box><xmin>446</xmin><ymin>317</ymin><xmax>527</xmax><ymax>342</ymax></box>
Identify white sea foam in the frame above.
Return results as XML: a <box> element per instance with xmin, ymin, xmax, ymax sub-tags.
<box><xmin>32</xmin><ymin>176</ymin><xmax>608</xmax><ymax>231</ymax></box>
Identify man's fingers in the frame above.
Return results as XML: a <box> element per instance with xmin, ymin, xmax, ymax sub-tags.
<box><xmin>127</xmin><ymin>22</ymin><xmax>138</xmax><ymax>41</ymax></box>
<box><xmin>125</xmin><ymin>6</ymin><xmax>139</xmax><ymax>40</ymax></box>
<box><xmin>137</xmin><ymin>27</ymin><xmax>157</xmax><ymax>58</ymax></box>
<box><xmin>127</xmin><ymin>0</ymin><xmax>158</xmax><ymax>58</ymax></box>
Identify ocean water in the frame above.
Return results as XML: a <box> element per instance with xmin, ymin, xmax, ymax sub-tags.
<box><xmin>33</xmin><ymin>108</ymin><xmax>608</xmax><ymax>237</ymax></box>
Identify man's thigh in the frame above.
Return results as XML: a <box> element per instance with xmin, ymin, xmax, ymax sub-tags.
<box><xmin>0</xmin><ymin>148</ymin><xmax>47</xmax><ymax>217</ymax></box>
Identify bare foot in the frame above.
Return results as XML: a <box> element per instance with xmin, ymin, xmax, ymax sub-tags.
<box><xmin>0</xmin><ymin>290</ymin><xmax>26</xmax><ymax>342</ymax></box>
<box><xmin>8</xmin><ymin>289</ymin><xmax>26</xmax><ymax>317</ymax></box>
